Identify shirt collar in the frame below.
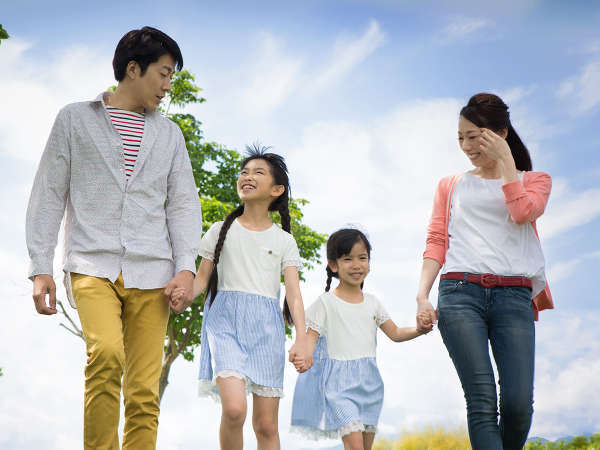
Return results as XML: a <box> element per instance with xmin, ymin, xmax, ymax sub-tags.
<box><xmin>93</xmin><ymin>91</ymin><xmax>109</xmax><ymax>105</ymax></box>
<box><xmin>95</xmin><ymin>91</ymin><xmax>159</xmax><ymax>117</ymax></box>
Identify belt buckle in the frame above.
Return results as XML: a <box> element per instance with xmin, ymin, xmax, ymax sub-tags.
<box><xmin>480</xmin><ymin>273</ymin><xmax>498</xmax><ymax>288</ymax></box>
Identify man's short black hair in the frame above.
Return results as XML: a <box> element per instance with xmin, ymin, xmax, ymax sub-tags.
<box><xmin>112</xmin><ymin>26</ymin><xmax>183</xmax><ymax>81</ymax></box>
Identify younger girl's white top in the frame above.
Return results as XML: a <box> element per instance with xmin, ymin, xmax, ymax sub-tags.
<box><xmin>444</xmin><ymin>172</ymin><xmax>546</xmax><ymax>296</ymax></box>
<box><xmin>306</xmin><ymin>291</ymin><xmax>390</xmax><ymax>361</ymax></box>
<box><xmin>199</xmin><ymin>219</ymin><xmax>301</xmax><ymax>299</ymax></box>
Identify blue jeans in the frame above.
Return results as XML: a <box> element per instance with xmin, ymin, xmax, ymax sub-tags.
<box><xmin>437</xmin><ymin>277</ymin><xmax>535</xmax><ymax>450</ymax></box>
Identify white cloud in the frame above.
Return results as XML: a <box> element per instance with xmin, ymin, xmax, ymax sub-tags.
<box><xmin>287</xmin><ymin>97</ymin><xmax>466</xmax><ymax>248</ymax></box>
<box><xmin>313</xmin><ymin>19</ymin><xmax>385</xmax><ymax>90</ymax></box>
<box><xmin>538</xmin><ymin>177</ymin><xmax>600</xmax><ymax>239</ymax></box>
<box><xmin>440</xmin><ymin>16</ymin><xmax>490</xmax><ymax>41</ymax></box>
<box><xmin>546</xmin><ymin>258</ymin><xmax>581</xmax><ymax>284</ymax></box>
<box><xmin>498</xmin><ymin>85</ymin><xmax>536</xmax><ymax>105</ymax></box>
<box><xmin>546</xmin><ymin>251</ymin><xmax>600</xmax><ymax>284</ymax></box>
<box><xmin>193</xmin><ymin>20</ymin><xmax>385</xmax><ymax>142</ymax></box>
<box><xmin>531</xmin><ymin>312</ymin><xmax>600</xmax><ymax>438</ymax></box>
<box><xmin>0</xmin><ymin>39</ymin><xmax>113</xmax><ymax>163</ymax></box>
<box><xmin>237</xmin><ymin>32</ymin><xmax>303</xmax><ymax>116</ymax></box>
<box><xmin>557</xmin><ymin>60</ymin><xmax>600</xmax><ymax>115</ymax></box>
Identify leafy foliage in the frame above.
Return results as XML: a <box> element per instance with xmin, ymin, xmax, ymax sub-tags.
<box><xmin>526</xmin><ymin>434</ymin><xmax>600</xmax><ymax>449</ymax></box>
<box><xmin>374</xmin><ymin>426</ymin><xmax>471</xmax><ymax>450</ymax></box>
<box><xmin>0</xmin><ymin>24</ymin><xmax>9</xmax><ymax>44</ymax></box>
<box><xmin>375</xmin><ymin>429</ymin><xmax>600</xmax><ymax>450</ymax></box>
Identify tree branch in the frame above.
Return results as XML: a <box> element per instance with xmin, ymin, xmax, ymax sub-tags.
<box><xmin>57</xmin><ymin>299</ymin><xmax>84</xmax><ymax>341</ymax></box>
<box><xmin>176</xmin><ymin>315</ymin><xmax>195</xmax><ymax>355</ymax></box>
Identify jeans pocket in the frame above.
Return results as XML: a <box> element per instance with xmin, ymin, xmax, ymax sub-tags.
<box><xmin>505</xmin><ymin>286</ymin><xmax>532</xmax><ymax>302</ymax></box>
<box><xmin>438</xmin><ymin>279</ymin><xmax>463</xmax><ymax>295</ymax></box>
<box><xmin>437</xmin><ymin>280</ymin><xmax>466</xmax><ymax>313</ymax></box>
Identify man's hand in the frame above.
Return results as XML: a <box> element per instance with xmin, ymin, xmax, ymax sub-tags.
<box><xmin>33</xmin><ymin>274</ymin><xmax>57</xmax><ymax>315</ymax></box>
<box><xmin>164</xmin><ymin>270</ymin><xmax>194</xmax><ymax>313</ymax></box>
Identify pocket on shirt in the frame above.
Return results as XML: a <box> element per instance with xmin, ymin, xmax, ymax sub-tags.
<box><xmin>258</xmin><ymin>246</ymin><xmax>281</xmax><ymax>273</ymax></box>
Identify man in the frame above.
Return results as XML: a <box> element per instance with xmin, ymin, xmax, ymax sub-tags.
<box><xmin>26</xmin><ymin>27</ymin><xmax>202</xmax><ymax>449</ymax></box>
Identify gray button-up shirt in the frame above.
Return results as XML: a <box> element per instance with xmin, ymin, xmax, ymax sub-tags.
<box><xmin>26</xmin><ymin>92</ymin><xmax>202</xmax><ymax>298</ymax></box>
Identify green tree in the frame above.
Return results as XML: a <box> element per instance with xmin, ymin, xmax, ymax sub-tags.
<box><xmin>526</xmin><ymin>440</ymin><xmax>547</xmax><ymax>450</ymax></box>
<box><xmin>0</xmin><ymin>25</ymin><xmax>9</xmax><ymax>45</ymax></box>
<box><xmin>566</xmin><ymin>436</ymin><xmax>590</xmax><ymax>449</ymax></box>
<box><xmin>58</xmin><ymin>70</ymin><xmax>327</xmax><ymax>402</ymax></box>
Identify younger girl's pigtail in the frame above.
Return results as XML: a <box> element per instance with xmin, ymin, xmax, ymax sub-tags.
<box><xmin>325</xmin><ymin>266</ymin><xmax>334</xmax><ymax>292</ymax></box>
<box><xmin>205</xmin><ymin>204</ymin><xmax>245</xmax><ymax>307</ymax></box>
<box><xmin>277</xmin><ymin>194</ymin><xmax>294</xmax><ymax>325</ymax></box>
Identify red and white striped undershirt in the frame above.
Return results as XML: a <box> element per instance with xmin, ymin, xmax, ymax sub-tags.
<box><xmin>106</xmin><ymin>106</ymin><xmax>145</xmax><ymax>180</ymax></box>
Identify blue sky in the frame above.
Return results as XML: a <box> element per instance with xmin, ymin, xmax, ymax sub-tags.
<box><xmin>1</xmin><ymin>1</ymin><xmax>599</xmax><ymax>448</ymax></box>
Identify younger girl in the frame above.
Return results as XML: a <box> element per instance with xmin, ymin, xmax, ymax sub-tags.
<box><xmin>290</xmin><ymin>228</ymin><xmax>431</xmax><ymax>450</ymax></box>
<box><xmin>171</xmin><ymin>146</ymin><xmax>312</xmax><ymax>450</ymax></box>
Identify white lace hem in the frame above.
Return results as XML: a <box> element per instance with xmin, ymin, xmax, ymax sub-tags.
<box><xmin>375</xmin><ymin>313</ymin><xmax>391</xmax><ymax>327</ymax></box>
<box><xmin>306</xmin><ymin>319</ymin><xmax>323</xmax><ymax>335</ymax></box>
<box><xmin>290</xmin><ymin>421</ymin><xmax>377</xmax><ymax>441</ymax></box>
<box><xmin>198</xmin><ymin>371</ymin><xmax>284</xmax><ymax>402</ymax></box>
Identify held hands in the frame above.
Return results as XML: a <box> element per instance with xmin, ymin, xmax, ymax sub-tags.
<box><xmin>416</xmin><ymin>298</ymin><xmax>437</xmax><ymax>333</ymax></box>
<box><xmin>32</xmin><ymin>274</ymin><xmax>57</xmax><ymax>315</ymax></box>
<box><xmin>416</xmin><ymin>311</ymin><xmax>434</xmax><ymax>334</ymax></box>
<box><xmin>288</xmin><ymin>337</ymin><xmax>314</xmax><ymax>373</ymax></box>
<box><xmin>169</xmin><ymin>287</ymin><xmax>190</xmax><ymax>313</ymax></box>
<box><xmin>164</xmin><ymin>270</ymin><xmax>194</xmax><ymax>313</ymax></box>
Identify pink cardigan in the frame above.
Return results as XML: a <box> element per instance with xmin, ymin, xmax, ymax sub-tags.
<box><xmin>423</xmin><ymin>171</ymin><xmax>554</xmax><ymax>320</ymax></box>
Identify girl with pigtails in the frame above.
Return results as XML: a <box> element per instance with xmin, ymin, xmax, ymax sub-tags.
<box><xmin>171</xmin><ymin>145</ymin><xmax>313</xmax><ymax>450</ymax></box>
<box><xmin>290</xmin><ymin>228</ymin><xmax>431</xmax><ymax>450</ymax></box>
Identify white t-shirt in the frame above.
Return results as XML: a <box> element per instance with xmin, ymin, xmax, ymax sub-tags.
<box><xmin>444</xmin><ymin>172</ymin><xmax>546</xmax><ymax>296</ymax></box>
<box><xmin>199</xmin><ymin>219</ymin><xmax>301</xmax><ymax>299</ymax></box>
<box><xmin>306</xmin><ymin>291</ymin><xmax>390</xmax><ymax>361</ymax></box>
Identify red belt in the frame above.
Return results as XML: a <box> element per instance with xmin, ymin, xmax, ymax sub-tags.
<box><xmin>441</xmin><ymin>272</ymin><xmax>532</xmax><ymax>289</ymax></box>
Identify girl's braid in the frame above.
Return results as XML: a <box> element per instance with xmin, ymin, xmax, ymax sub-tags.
<box><xmin>325</xmin><ymin>266</ymin><xmax>334</xmax><ymax>292</ymax></box>
<box><xmin>277</xmin><ymin>194</ymin><xmax>294</xmax><ymax>324</ymax></box>
<box><xmin>205</xmin><ymin>204</ymin><xmax>245</xmax><ymax>306</ymax></box>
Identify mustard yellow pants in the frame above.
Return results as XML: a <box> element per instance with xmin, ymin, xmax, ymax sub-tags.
<box><xmin>71</xmin><ymin>273</ymin><xmax>170</xmax><ymax>450</ymax></box>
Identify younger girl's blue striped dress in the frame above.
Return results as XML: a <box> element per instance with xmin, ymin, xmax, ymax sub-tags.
<box><xmin>198</xmin><ymin>219</ymin><xmax>301</xmax><ymax>399</ymax></box>
<box><xmin>291</xmin><ymin>291</ymin><xmax>390</xmax><ymax>439</ymax></box>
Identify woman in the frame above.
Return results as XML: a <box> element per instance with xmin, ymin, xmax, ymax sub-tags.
<box><xmin>416</xmin><ymin>93</ymin><xmax>553</xmax><ymax>449</ymax></box>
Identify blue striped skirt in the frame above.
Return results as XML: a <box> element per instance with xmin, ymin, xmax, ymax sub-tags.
<box><xmin>198</xmin><ymin>290</ymin><xmax>286</xmax><ymax>400</ymax></box>
<box><xmin>291</xmin><ymin>337</ymin><xmax>384</xmax><ymax>439</ymax></box>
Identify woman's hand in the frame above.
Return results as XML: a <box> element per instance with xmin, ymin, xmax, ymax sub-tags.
<box><xmin>417</xmin><ymin>311</ymin><xmax>434</xmax><ymax>334</ymax></box>
<box><xmin>478</xmin><ymin>128</ymin><xmax>512</xmax><ymax>162</ymax></box>
<box><xmin>478</xmin><ymin>128</ymin><xmax>519</xmax><ymax>183</ymax></box>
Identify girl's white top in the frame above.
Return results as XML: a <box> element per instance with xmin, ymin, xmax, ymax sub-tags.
<box><xmin>199</xmin><ymin>219</ymin><xmax>301</xmax><ymax>299</ymax></box>
<box><xmin>306</xmin><ymin>291</ymin><xmax>390</xmax><ymax>360</ymax></box>
<box><xmin>444</xmin><ymin>172</ymin><xmax>546</xmax><ymax>296</ymax></box>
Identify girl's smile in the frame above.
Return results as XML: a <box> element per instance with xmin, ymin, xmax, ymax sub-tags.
<box><xmin>236</xmin><ymin>158</ymin><xmax>284</xmax><ymax>202</ymax></box>
<box><xmin>329</xmin><ymin>240</ymin><xmax>370</xmax><ymax>289</ymax></box>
